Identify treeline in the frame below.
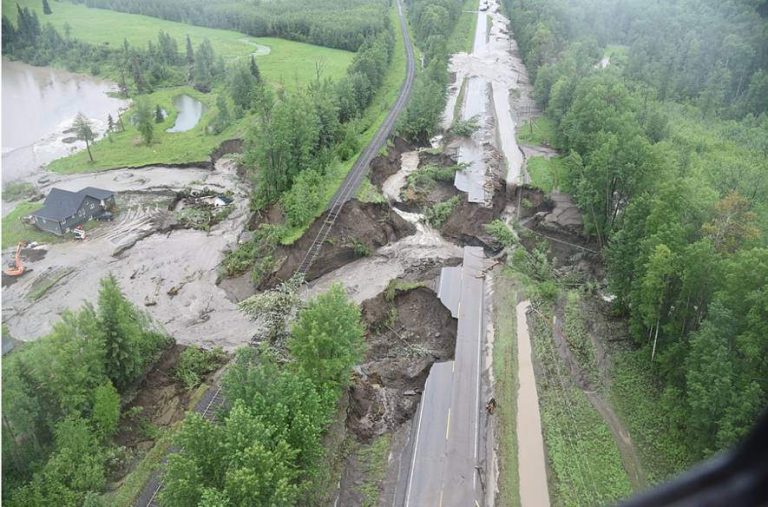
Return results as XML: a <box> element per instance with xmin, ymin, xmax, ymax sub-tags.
<box><xmin>2</xmin><ymin>6</ymin><xmax>226</xmax><ymax>93</ymax></box>
<box><xmin>71</xmin><ymin>0</ymin><xmax>388</xmax><ymax>52</ymax></box>
<box><xmin>503</xmin><ymin>0</ymin><xmax>768</xmax><ymax>461</ymax></box>
<box><xmin>238</xmin><ymin>23</ymin><xmax>394</xmax><ymax>228</ymax></box>
<box><xmin>2</xmin><ymin>276</ymin><xmax>171</xmax><ymax>505</ymax></box>
<box><xmin>160</xmin><ymin>284</ymin><xmax>364</xmax><ymax>505</ymax></box>
<box><xmin>400</xmin><ymin>0</ymin><xmax>464</xmax><ymax>142</ymax></box>
<box><xmin>507</xmin><ymin>0</ymin><xmax>768</xmax><ymax>118</ymax></box>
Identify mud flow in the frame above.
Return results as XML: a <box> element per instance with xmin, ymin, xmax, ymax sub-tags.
<box><xmin>348</xmin><ymin>286</ymin><xmax>457</xmax><ymax>442</ymax></box>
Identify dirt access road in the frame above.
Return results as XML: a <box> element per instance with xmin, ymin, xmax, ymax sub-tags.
<box><xmin>517</xmin><ymin>301</ymin><xmax>551</xmax><ymax>507</ymax></box>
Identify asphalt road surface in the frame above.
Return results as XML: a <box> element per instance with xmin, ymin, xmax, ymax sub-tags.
<box><xmin>402</xmin><ymin>246</ymin><xmax>487</xmax><ymax>506</ymax></box>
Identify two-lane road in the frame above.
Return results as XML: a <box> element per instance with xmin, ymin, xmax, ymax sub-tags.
<box><xmin>402</xmin><ymin>246</ymin><xmax>487</xmax><ymax>506</ymax></box>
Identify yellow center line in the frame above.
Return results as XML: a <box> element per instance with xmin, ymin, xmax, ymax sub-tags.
<box><xmin>445</xmin><ymin>408</ymin><xmax>452</xmax><ymax>440</ymax></box>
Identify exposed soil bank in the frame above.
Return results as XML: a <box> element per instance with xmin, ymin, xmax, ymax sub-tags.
<box><xmin>368</xmin><ymin>137</ymin><xmax>415</xmax><ymax>188</ymax></box>
<box><xmin>110</xmin><ymin>344</ymin><xmax>224</xmax><ymax>485</ymax></box>
<box><xmin>441</xmin><ymin>177</ymin><xmax>507</xmax><ymax>249</ymax></box>
<box><xmin>260</xmin><ymin>200</ymin><xmax>416</xmax><ymax>289</ymax></box>
<box><xmin>347</xmin><ymin>286</ymin><xmax>457</xmax><ymax>442</ymax></box>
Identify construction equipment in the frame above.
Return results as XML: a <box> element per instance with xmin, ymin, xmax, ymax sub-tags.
<box><xmin>3</xmin><ymin>242</ymin><xmax>26</xmax><ymax>277</ymax></box>
<box><xmin>73</xmin><ymin>225</ymin><xmax>86</xmax><ymax>240</ymax></box>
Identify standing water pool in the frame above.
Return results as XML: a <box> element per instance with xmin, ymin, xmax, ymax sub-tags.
<box><xmin>166</xmin><ymin>94</ymin><xmax>205</xmax><ymax>133</ymax></box>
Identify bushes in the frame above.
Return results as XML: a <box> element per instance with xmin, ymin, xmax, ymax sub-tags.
<box><xmin>485</xmin><ymin>219</ymin><xmax>517</xmax><ymax>248</ymax></box>
<box><xmin>425</xmin><ymin>195</ymin><xmax>461</xmax><ymax>227</ymax></box>
<box><xmin>175</xmin><ymin>347</ymin><xmax>228</xmax><ymax>389</ymax></box>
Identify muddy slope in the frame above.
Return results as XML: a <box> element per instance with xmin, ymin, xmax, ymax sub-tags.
<box><xmin>441</xmin><ymin>177</ymin><xmax>507</xmax><ymax>248</ymax></box>
<box><xmin>368</xmin><ymin>137</ymin><xmax>415</xmax><ymax>188</ymax></box>
<box><xmin>347</xmin><ymin>286</ymin><xmax>457</xmax><ymax>442</ymax></box>
<box><xmin>261</xmin><ymin>200</ymin><xmax>416</xmax><ymax>288</ymax></box>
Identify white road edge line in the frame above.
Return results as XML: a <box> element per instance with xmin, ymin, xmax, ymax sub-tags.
<box><xmin>405</xmin><ymin>392</ymin><xmax>427</xmax><ymax>507</ymax></box>
<box><xmin>473</xmin><ymin>279</ymin><xmax>483</xmax><ymax>490</ymax></box>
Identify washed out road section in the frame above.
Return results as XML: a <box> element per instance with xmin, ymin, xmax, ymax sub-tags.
<box><xmin>402</xmin><ymin>246</ymin><xmax>487</xmax><ymax>507</ymax></box>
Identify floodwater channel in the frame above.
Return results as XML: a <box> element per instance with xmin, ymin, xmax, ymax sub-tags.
<box><xmin>166</xmin><ymin>95</ymin><xmax>205</xmax><ymax>133</ymax></box>
<box><xmin>1</xmin><ymin>58</ymin><xmax>129</xmax><ymax>183</ymax></box>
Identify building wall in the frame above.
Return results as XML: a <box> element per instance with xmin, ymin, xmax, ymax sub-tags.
<box><xmin>33</xmin><ymin>216</ymin><xmax>63</xmax><ymax>235</ymax></box>
<box><xmin>61</xmin><ymin>196</ymin><xmax>104</xmax><ymax>232</ymax></box>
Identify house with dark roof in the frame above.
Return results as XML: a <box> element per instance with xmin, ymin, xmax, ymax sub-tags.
<box><xmin>31</xmin><ymin>187</ymin><xmax>116</xmax><ymax>236</ymax></box>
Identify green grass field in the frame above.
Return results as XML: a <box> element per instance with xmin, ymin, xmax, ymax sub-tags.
<box><xmin>47</xmin><ymin>86</ymin><xmax>240</xmax><ymax>173</ymax></box>
<box><xmin>492</xmin><ymin>270</ymin><xmax>521</xmax><ymax>507</ymax></box>
<box><xmin>527</xmin><ymin>156</ymin><xmax>567</xmax><ymax>193</ymax></box>
<box><xmin>517</xmin><ymin>116</ymin><xmax>558</xmax><ymax>147</ymax></box>
<box><xmin>5</xmin><ymin>0</ymin><xmax>354</xmax><ymax>89</ymax></box>
<box><xmin>2</xmin><ymin>201</ymin><xmax>63</xmax><ymax>249</ymax></box>
<box><xmin>529</xmin><ymin>303</ymin><xmax>633</xmax><ymax>506</ymax></box>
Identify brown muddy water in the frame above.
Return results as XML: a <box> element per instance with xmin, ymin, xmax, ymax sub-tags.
<box><xmin>1</xmin><ymin>58</ymin><xmax>129</xmax><ymax>183</ymax></box>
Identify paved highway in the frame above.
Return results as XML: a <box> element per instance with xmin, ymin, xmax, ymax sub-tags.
<box><xmin>401</xmin><ymin>246</ymin><xmax>488</xmax><ymax>506</ymax></box>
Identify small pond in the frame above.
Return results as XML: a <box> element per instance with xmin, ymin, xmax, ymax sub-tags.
<box><xmin>166</xmin><ymin>95</ymin><xmax>205</xmax><ymax>133</ymax></box>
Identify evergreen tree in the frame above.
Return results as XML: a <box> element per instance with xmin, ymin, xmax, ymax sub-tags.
<box><xmin>154</xmin><ymin>104</ymin><xmax>164</xmax><ymax>123</ymax></box>
<box><xmin>185</xmin><ymin>34</ymin><xmax>194</xmax><ymax>66</ymax></box>
<box><xmin>97</xmin><ymin>275</ymin><xmax>140</xmax><ymax>390</ymax></box>
<box><xmin>42</xmin><ymin>0</ymin><xmax>52</xmax><ymax>15</ymax></box>
<box><xmin>230</xmin><ymin>65</ymin><xmax>256</xmax><ymax>113</ymax></box>
<box><xmin>135</xmin><ymin>99</ymin><xmax>155</xmax><ymax>145</ymax></box>
<box><xmin>73</xmin><ymin>114</ymin><xmax>95</xmax><ymax>163</ymax></box>
<box><xmin>193</xmin><ymin>38</ymin><xmax>214</xmax><ymax>91</ymax></box>
<box><xmin>107</xmin><ymin>114</ymin><xmax>114</xmax><ymax>132</ymax></box>
<box><xmin>249</xmin><ymin>55</ymin><xmax>261</xmax><ymax>82</ymax></box>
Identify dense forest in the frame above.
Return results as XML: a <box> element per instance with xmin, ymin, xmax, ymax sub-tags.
<box><xmin>68</xmin><ymin>0</ymin><xmax>389</xmax><ymax>52</ymax></box>
<box><xmin>2</xmin><ymin>277</ymin><xmax>172</xmax><ymax>504</ymax></box>
<box><xmin>160</xmin><ymin>283</ymin><xmax>364</xmax><ymax>505</ymax></box>
<box><xmin>2</xmin><ymin>6</ymin><xmax>227</xmax><ymax>93</ymax></box>
<box><xmin>503</xmin><ymin>0</ymin><xmax>767</xmax><ymax>461</ymax></box>
<box><xmin>401</xmin><ymin>0</ymin><xmax>465</xmax><ymax>141</ymax></box>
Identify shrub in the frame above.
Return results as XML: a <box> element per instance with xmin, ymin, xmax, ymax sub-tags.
<box><xmin>425</xmin><ymin>196</ymin><xmax>461</xmax><ymax>228</ymax></box>
<box><xmin>175</xmin><ymin>347</ymin><xmax>227</xmax><ymax>389</ymax></box>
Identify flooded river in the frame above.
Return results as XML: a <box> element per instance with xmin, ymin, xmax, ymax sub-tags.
<box><xmin>1</xmin><ymin>58</ymin><xmax>129</xmax><ymax>184</ymax></box>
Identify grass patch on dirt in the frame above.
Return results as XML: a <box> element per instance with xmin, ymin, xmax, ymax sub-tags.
<box><xmin>356</xmin><ymin>177</ymin><xmax>387</xmax><ymax>204</ymax></box>
<box><xmin>1</xmin><ymin>201</ymin><xmax>64</xmax><ymax>249</ymax></box>
<box><xmin>562</xmin><ymin>291</ymin><xmax>599</xmax><ymax>385</ymax></box>
<box><xmin>357</xmin><ymin>435</ymin><xmax>392</xmax><ymax>506</ymax></box>
<box><xmin>492</xmin><ymin>269</ymin><xmax>520</xmax><ymax>507</ymax></box>
<box><xmin>529</xmin><ymin>302</ymin><xmax>632</xmax><ymax>506</ymax></box>
<box><xmin>425</xmin><ymin>195</ymin><xmax>461</xmax><ymax>227</ymax></box>
<box><xmin>610</xmin><ymin>348</ymin><xmax>694</xmax><ymax>485</ymax></box>
<box><xmin>279</xmin><ymin>3</ymin><xmax>408</xmax><ymax>246</ymax></box>
<box><xmin>448</xmin><ymin>0</ymin><xmax>480</xmax><ymax>54</ymax></box>
<box><xmin>46</xmin><ymin>86</ymin><xmax>241</xmax><ymax>173</ymax></box>
<box><xmin>517</xmin><ymin>116</ymin><xmax>557</xmax><ymax>147</ymax></box>
<box><xmin>27</xmin><ymin>267</ymin><xmax>75</xmax><ymax>301</ymax></box>
<box><xmin>5</xmin><ymin>0</ymin><xmax>354</xmax><ymax>89</ymax></box>
<box><xmin>527</xmin><ymin>156</ymin><xmax>567</xmax><ymax>193</ymax></box>
<box><xmin>2</xmin><ymin>181</ymin><xmax>37</xmax><ymax>202</ymax></box>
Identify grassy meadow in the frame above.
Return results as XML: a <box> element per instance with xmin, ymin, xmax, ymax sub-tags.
<box><xmin>4</xmin><ymin>0</ymin><xmax>355</xmax><ymax>89</ymax></box>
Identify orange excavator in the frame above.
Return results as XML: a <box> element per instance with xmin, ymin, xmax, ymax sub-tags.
<box><xmin>3</xmin><ymin>242</ymin><xmax>27</xmax><ymax>277</ymax></box>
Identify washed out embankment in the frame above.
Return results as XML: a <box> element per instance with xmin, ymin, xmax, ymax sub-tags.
<box><xmin>347</xmin><ymin>286</ymin><xmax>458</xmax><ymax>442</ymax></box>
<box><xmin>259</xmin><ymin>200</ymin><xmax>417</xmax><ymax>289</ymax></box>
